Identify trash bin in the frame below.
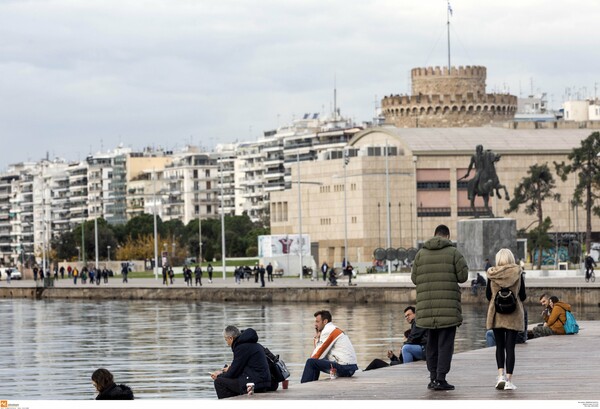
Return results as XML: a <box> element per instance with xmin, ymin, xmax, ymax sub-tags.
<box><xmin>43</xmin><ymin>277</ymin><xmax>54</xmax><ymax>288</ymax></box>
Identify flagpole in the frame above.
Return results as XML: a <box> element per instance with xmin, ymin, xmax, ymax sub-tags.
<box><xmin>447</xmin><ymin>1</ymin><xmax>451</xmax><ymax>71</ymax></box>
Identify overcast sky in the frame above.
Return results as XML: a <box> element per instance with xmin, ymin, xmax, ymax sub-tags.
<box><xmin>1</xmin><ymin>0</ymin><xmax>598</xmax><ymax>168</ymax></box>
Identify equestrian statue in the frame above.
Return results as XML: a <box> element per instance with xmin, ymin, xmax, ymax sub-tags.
<box><xmin>458</xmin><ymin>145</ymin><xmax>510</xmax><ymax>218</ymax></box>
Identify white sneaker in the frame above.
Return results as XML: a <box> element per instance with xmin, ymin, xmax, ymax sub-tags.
<box><xmin>504</xmin><ymin>381</ymin><xmax>517</xmax><ymax>390</ymax></box>
<box><xmin>495</xmin><ymin>375</ymin><xmax>506</xmax><ymax>390</ymax></box>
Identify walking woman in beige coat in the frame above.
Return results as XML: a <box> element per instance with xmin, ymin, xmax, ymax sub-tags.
<box><xmin>485</xmin><ymin>248</ymin><xmax>527</xmax><ymax>390</ymax></box>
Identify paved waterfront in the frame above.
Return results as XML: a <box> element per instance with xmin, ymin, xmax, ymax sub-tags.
<box><xmin>4</xmin><ymin>273</ymin><xmax>600</xmax><ymax>289</ymax></box>
<box><xmin>238</xmin><ymin>321</ymin><xmax>600</xmax><ymax>401</ymax></box>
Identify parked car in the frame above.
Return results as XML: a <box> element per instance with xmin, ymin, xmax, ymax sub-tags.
<box><xmin>6</xmin><ymin>268</ymin><xmax>22</xmax><ymax>280</ymax></box>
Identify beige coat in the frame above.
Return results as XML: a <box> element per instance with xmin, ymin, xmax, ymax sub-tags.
<box><xmin>486</xmin><ymin>264</ymin><xmax>524</xmax><ymax>332</ymax></box>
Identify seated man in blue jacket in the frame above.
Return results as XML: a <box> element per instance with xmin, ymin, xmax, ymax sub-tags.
<box><xmin>211</xmin><ymin>326</ymin><xmax>272</xmax><ymax>399</ymax></box>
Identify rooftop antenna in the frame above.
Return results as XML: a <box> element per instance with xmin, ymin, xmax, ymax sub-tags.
<box><xmin>447</xmin><ymin>1</ymin><xmax>452</xmax><ymax>71</ymax></box>
<box><xmin>333</xmin><ymin>73</ymin><xmax>337</xmax><ymax>121</ymax></box>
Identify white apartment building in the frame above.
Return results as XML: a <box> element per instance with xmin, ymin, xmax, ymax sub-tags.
<box><xmin>162</xmin><ymin>147</ymin><xmax>220</xmax><ymax>224</ymax></box>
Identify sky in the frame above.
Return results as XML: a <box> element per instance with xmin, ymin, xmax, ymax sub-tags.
<box><xmin>1</xmin><ymin>0</ymin><xmax>599</xmax><ymax>168</ymax></box>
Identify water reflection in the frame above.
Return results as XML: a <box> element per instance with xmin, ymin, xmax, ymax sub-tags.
<box><xmin>0</xmin><ymin>299</ymin><xmax>596</xmax><ymax>399</ymax></box>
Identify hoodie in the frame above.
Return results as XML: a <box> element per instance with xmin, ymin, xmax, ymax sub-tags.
<box><xmin>96</xmin><ymin>383</ymin><xmax>134</xmax><ymax>400</ymax></box>
<box><xmin>485</xmin><ymin>264</ymin><xmax>526</xmax><ymax>331</ymax></box>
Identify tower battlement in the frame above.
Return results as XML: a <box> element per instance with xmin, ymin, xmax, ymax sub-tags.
<box><xmin>382</xmin><ymin>65</ymin><xmax>516</xmax><ymax>128</ymax></box>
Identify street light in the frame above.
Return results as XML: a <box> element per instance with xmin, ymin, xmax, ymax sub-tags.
<box><xmin>76</xmin><ymin>246</ymin><xmax>80</xmax><ymax>262</ymax></box>
<box><xmin>343</xmin><ymin>148</ymin><xmax>349</xmax><ymax>272</ymax></box>
<box><xmin>107</xmin><ymin>245</ymin><xmax>111</xmax><ymax>261</ymax></box>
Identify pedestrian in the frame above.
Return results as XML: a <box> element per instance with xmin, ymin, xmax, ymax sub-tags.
<box><xmin>33</xmin><ymin>266</ymin><xmax>38</xmax><ymax>281</ymax></box>
<box><xmin>207</xmin><ymin>263</ymin><xmax>213</xmax><ymax>283</ymax></box>
<box><xmin>60</xmin><ymin>265</ymin><xmax>65</xmax><ymax>279</ymax></box>
<box><xmin>485</xmin><ymin>248</ymin><xmax>526</xmax><ymax>391</ymax></box>
<box><xmin>5</xmin><ymin>268</ymin><xmax>11</xmax><ymax>284</ymax></box>
<box><xmin>72</xmin><ymin>267</ymin><xmax>79</xmax><ymax>284</ymax></box>
<box><xmin>162</xmin><ymin>266</ymin><xmax>168</xmax><ymax>285</ymax></box>
<box><xmin>411</xmin><ymin>224</ymin><xmax>469</xmax><ymax>391</ymax></box>
<box><xmin>168</xmin><ymin>267</ymin><xmax>174</xmax><ymax>284</ymax></box>
<box><xmin>254</xmin><ymin>263</ymin><xmax>259</xmax><ymax>283</ymax></box>
<box><xmin>67</xmin><ymin>265</ymin><xmax>72</xmax><ymax>278</ymax></box>
<box><xmin>321</xmin><ymin>261</ymin><xmax>329</xmax><ymax>282</ymax></box>
<box><xmin>103</xmin><ymin>268</ymin><xmax>109</xmax><ymax>284</ymax></box>
<box><xmin>81</xmin><ymin>266</ymin><xmax>88</xmax><ymax>284</ymax></box>
<box><xmin>89</xmin><ymin>268</ymin><xmax>95</xmax><ymax>285</ymax></box>
<box><xmin>53</xmin><ymin>266</ymin><xmax>59</xmax><ymax>280</ymax></box>
<box><xmin>121</xmin><ymin>263</ymin><xmax>129</xmax><ymax>283</ymax></box>
<box><xmin>194</xmin><ymin>265</ymin><xmax>202</xmax><ymax>286</ymax></box>
<box><xmin>266</xmin><ymin>262</ymin><xmax>273</xmax><ymax>282</ymax></box>
<box><xmin>259</xmin><ymin>264</ymin><xmax>266</xmax><ymax>287</ymax></box>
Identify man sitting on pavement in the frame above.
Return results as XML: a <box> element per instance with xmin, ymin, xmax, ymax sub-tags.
<box><xmin>365</xmin><ymin>305</ymin><xmax>428</xmax><ymax>371</ymax></box>
<box><xmin>531</xmin><ymin>296</ymin><xmax>572</xmax><ymax>338</ymax></box>
<box><xmin>211</xmin><ymin>325</ymin><xmax>272</xmax><ymax>399</ymax></box>
<box><xmin>300</xmin><ymin>310</ymin><xmax>358</xmax><ymax>383</ymax></box>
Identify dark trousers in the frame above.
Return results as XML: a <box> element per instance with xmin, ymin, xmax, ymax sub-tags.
<box><xmin>300</xmin><ymin>358</ymin><xmax>358</xmax><ymax>383</ymax></box>
<box><xmin>213</xmin><ymin>376</ymin><xmax>242</xmax><ymax>399</ymax></box>
<box><xmin>260</xmin><ymin>272</ymin><xmax>265</xmax><ymax>287</ymax></box>
<box><xmin>493</xmin><ymin>328</ymin><xmax>517</xmax><ymax>374</ymax></box>
<box><xmin>268</xmin><ymin>272</ymin><xmax>273</xmax><ymax>282</ymax></box>
<box><xmin>426</xmin><ymin>326</ymin><xmax>456</xmax><ymax>382</ymax></box>
<box><xmin>195</xmin><ymin>277</ymin><xmax>202</xmax><ymax>286</ymax></box>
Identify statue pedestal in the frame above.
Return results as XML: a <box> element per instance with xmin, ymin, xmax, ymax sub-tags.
<box><xmin>457</xmin><ymin>218</ymin><xmax>517</xmax><ymax>272</ymax></box>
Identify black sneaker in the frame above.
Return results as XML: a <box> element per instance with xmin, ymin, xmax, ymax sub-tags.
<box><xmin>434</xmin><ymin>380</ymin><xmax>455</xmax><ymax>391</ymax></box>
<box><xmin>427</xmin><ymin>380</ymin><xmax>438</xmax><ymax>390</ymax></box>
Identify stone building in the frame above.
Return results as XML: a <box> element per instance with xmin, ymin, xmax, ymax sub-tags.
<box><xmin>382</xmin><ymin>66</ymin><xmax>517</xmax><ymax>128</ymax></box>
<box><xmin>268</xmin><ymin>126</ymin><xmax>599</xmax><ymax>269</ymax></box>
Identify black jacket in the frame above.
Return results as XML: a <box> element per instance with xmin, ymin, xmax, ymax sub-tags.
<box><xmin>218</xmin><ymin>328</ymin><xmax>271</xmax><ymax>393</ymax></box>
<box><xmin>405</xmin><ymin>319</ymin><xmax>428</xmax><ymax>346</ymax></box>
<box><xmin>96</xmin><ymin>383</ymin><xmax>134</xmax><ymax>400</ymax></box>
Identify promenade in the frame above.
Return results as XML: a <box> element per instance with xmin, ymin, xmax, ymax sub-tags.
<box><xmin>2</xmin><ymin>273</ymin><xmax>599</xmax><ymax>305</ymax></box>
<box><xmin>238</xmin><ymin>320</ymin><xmax>600</xmax><ymax>401</ymax></box>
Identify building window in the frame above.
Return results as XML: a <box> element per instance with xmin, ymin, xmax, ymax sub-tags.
<box><xmin>417</xmin><ymin>181</ymin><xmax>450</xmax><ymax>190</ymax></box>
<box><xmin>417</xmin><ymin>207</ymin><xmax>451</xmax><ymax>217</ymax></box>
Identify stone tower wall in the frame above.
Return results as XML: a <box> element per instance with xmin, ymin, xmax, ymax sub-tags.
<box><xmin>411</xmin><ymin>65</ymin><xmax>487</xmax><ymax>95</ymax></box>
<box><xmin>382</xmin><ymin>65</ymin><xmax>517</xmax><ymax>128</ymax></box>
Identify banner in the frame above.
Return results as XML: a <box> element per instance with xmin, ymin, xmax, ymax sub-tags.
<box><xmin>258</xmin><ymin>234</ymin><xmax>311</xmax><ymax>257</ymax></box>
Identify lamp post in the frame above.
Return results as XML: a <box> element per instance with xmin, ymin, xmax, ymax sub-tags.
<box><xmin>107</xmin><ymin>245</ymin><xmax>111</xmax><ymax>262</ymax></box>
<box><xmin>152</xmin><ymin>169</ymin><xmax>159</xmax><ymax>280</ymax></box>
<box><xmin>297</xmin><ymin>151</ymin><xmax>304</xmax><ymax>280</ymax></box>
<box><xmin>76</xmin><ymin>246</ymin><xmax>80</xmax><ymax>262</ymax></box>
<box><xmin>220</xmin><ymin>162</ymin><xmax>226</xmax><ymax>280</ymax></box>
<box><xmin>343</xmin><ymin>149</ymin><xmax>349</xmax><ymax>273</ymax></box>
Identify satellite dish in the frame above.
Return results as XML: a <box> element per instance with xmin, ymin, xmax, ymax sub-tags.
<box><xmin>373</xmin><ymin>248</ymin><xmax>386</xmax><ymax>261</ymax></box>
<box><xmin>407</xmin><ymin>247</ymin><xmax>418</xmax><ymax>262</ymax></box>
<box><xmin>386</xmin><ymin>247</ymin><xmax>398</xmax><ymax>261</ymax></box>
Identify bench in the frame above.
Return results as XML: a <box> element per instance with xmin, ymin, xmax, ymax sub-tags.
<box><xmin>273</xmin><ymin>268</ymin><xmax>284</xmax><ymax>278</ymax></box>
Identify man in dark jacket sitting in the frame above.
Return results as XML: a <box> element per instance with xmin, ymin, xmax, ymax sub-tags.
<box><xmin>211</xmin><ymin>326</ymin><xmax>272</xmax><ymax>399</ymax></box>
<box><xmin>364</xmin><ymin>305</ymin><xmax>427</xmax><ymax>371</ymax></box>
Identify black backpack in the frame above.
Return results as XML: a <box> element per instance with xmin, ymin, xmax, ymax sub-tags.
<box><xmin>494</xmin><ymin>287</ymin><xmax>517</xmax><ymax>314</ymax></box>
<box><xmin>263</xmin><ymin>347</ymin><xmax>290</xmax><ymax>383</ymax></box>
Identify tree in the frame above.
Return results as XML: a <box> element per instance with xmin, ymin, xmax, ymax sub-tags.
<box><xmin>555</xmin><ymin>131</ymin><xmax>600</xmax><ymax>256</ymax></box>
<box><xmin>505</xmin><ymin>163</ymin><xmax>560</xmax><ymax>269</ymax></box>
<box><xmin>527</xmin><ymin>217</ymin><xmax>554</xmax><ymax>268</ymax></box>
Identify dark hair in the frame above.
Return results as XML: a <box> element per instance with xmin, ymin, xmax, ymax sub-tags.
<box><xmin>539</xmin><ymin>293</ymin><xmax>549</xmax><ymax>301</ymax></box>
<box><xmin>314</xmin><ymin>310</ymin><xmax>332</xmax><ymax>323</ymax></box>
<box><xmin>403</xmin><ymin>306</ymin><xmax>415</xmax><ymax>314</ymax></box>
<box><xmin>549</xmin><ymin>296</ymin><xmax>559</xmax><ymax>304</ymax></box>
<box><xmin>91</xmin><ymin>368</ymin><xmax>115</xmax><ymax>392</ymax></box>
<box><xmin>434</xmin><ymin>224</ymin><xmax>450</xmax><ymax>237</ymax></box>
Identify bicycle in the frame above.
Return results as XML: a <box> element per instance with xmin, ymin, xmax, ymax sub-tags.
<box><xmin>585</xmin><ymin>268</ymin><xmax>595</xmax><ymax>283</ymax></box>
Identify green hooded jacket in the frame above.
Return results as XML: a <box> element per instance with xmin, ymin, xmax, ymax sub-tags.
<box><xmin>411</xmin><ymin>236</ymin><xmax>469</xmax><ymax>329</ymax></box>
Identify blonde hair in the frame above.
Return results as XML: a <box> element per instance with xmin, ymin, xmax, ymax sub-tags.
<box><xmin>495</xmin><ymin>248</ymin><xmax>515</xmax><ymax>266</ymax></box>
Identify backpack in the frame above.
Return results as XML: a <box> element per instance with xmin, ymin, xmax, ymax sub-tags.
<box><xmin>264</xmin><ymin>347</ymin><xmax>290</xmax><ymax>383</ymax></box>
<box><xmin>562</xmin><ymin>310</ymin><xmax>580</xmax><ymax>334</ymax></box>
<box><xmin>494</xmin><ymin>287</ymin><xmax>517</xmax><ymax>314</ymax></box>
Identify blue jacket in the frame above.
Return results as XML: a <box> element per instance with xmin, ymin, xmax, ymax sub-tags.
<box><xmin>218</xmin><ymin>328</ymin><xmax>271</xmax><ymax>392</ymax></box>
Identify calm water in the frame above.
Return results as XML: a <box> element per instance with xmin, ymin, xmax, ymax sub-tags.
<box><xmin>0</xmin><ymin>299</ymin><xmax>596</xmax><ymax>399</ymax></box>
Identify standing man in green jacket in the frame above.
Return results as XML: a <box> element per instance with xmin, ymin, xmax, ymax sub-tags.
<box><xmin>411</xmin><ymin>224</ymin><xmax>469</xmax><ymax>391</ymax></box>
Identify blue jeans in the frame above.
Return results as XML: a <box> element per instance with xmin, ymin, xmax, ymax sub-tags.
<box><xmin>402</xmin><ymin>344</ymin><xmax>425</xmax><ymax>363</ymax></box>
<box><xmin>486</xmin><ymin>329</ymin><xmax>496</xmax><ymax>347</ymax></box>
<box><xmin>300</xmin><ymin>358</ymin><xmax>358</xmax><ymax>383</ymax></box>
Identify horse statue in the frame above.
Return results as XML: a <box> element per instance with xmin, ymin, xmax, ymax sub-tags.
<box><xmin>458</xmin><ymin>145</ymin><xmax>510</xmax><ymax>218</ymax></box>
